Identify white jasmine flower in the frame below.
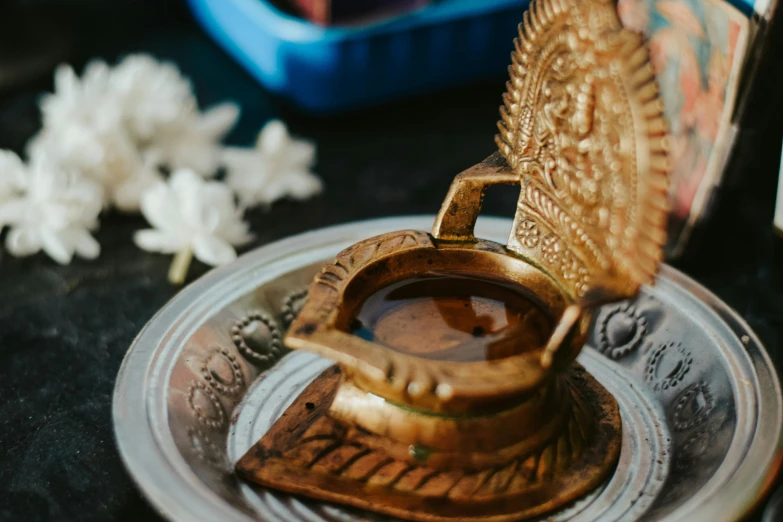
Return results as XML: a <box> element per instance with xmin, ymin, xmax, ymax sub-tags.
<box><xmin>32</xmin><ymin>56</ymin><xmax>206</xmax><ymax>210</ymax></box>
<box><xmin>40</xmin><ymin>61</ymin><xmax>122</xmax><ymax>132</ymax></box>
<box><xmin>0</xmin><ymin>150</ymin><xmax>27</xmax><ymax>201</ymax></box>
<box><xmin>1</xmin><ymin>54</ymin><xmax>325</xmax><ymax>277</ymax></box>
<box><xmin>29</xmin><ymin>55</ymin><xmax>244</xmax><ymax>217</ymax></box>
<box><xmin>28</xmin><ymin>125</ymin><xmax>141</xmax><ymax>208</ymax></box>
<box><xmin>33</xmin><ymin>61</ymin><xmax>136</xmax><ymax>207</ymax></box>
<box><xmin>134</xmin><ymin>169</ymin><xmax>252</xmax><ymax>284</ymax></box>
<box><xmin>0</xmin><ymin>155</ymin><xmax>103</xmax><ymax>264</ymax></box>
<box><xmin>110</xmin><ymin>54</ymin><xmax>196</xmax><ymax>142</ymax></box>
<box><xmin>223</xmin><ymin>120</ymin><xmax>322</xmax><ymax>208</ymax></box>
<box><xmin>143</xmin><ymin>102</ymin><xmax>240</xmax><ymax>177</ymax></box>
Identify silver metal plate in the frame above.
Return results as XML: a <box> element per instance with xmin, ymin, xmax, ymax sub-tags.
<box><xmin>113</xmin><ymin>216</ymin><xmax>783</xmax><ymax>522</ymax></box>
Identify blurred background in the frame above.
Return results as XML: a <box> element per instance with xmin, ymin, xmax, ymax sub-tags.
<box><xmin>1</xmin><ymin>0</ymin><xmax>783</xmax><ymax>520</ymax></box>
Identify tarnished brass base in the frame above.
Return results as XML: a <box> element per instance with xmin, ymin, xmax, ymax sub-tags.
<box><xmin>236</xmin><ymin>364</ymin><xmax>621</xmax><ymax>522</ymax></box>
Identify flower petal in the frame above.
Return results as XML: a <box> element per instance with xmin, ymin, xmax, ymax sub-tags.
<box><xmin>53</xmin><ymin>65</ymin><xmax>78</xmax><ymax>98</ymax></box>
<box><xmin>40</xmin><ymin>203</ymin><xmax>72</xmax><ymax>231</ymax></box>
<box><xmin>169</xmin><ymin>168</ymin><xmax>203</xmax><ymax>195</ymax></box>
<box><xmin>287</xmin><ymin>172</ymin><xmax>323</xmax><ymax>200</ymax></box>
<box><xmin>40</xmin><ymin>228</ymin><xmax>74</xmax><ymax>265</ymax></box>
<box><xmin>199</xmin><ymin>182</ymin><xmax>236</xmax><ymax>225</ymax></box>
<box><xmin>257</xmin><ymin>120</ymin><xmax>289</xmax><ymax>155</ymax></box>
<box><xmin>198</xmin><ymin>102</ymin><xmax>240</xmax><ymax>140</ymax></box>
<box><xmin>0</xmin><ymin>199</ymin><xmax>29</xmax><ymax>227</ymax></box>
<box><xmin>192</xmin><ymin>234</ymin><xmax>236</xmax><ymax>266</ymax></box>
<box><xmin>285</xmin><ymin>140</ymin><xmax>316</xmax><ymax>168</ymax></box>
<box><xmin>5</xmin><ymin>227</ymin><xmax>41</xmax><ymax>257</ymax></box>
<box><xmin>134</xmin><ymin>229</ymin><xmax>185</xmax><ymax>254</ymax></box>
<box><xmin>176</xmin><ymin>180</ymin><xmax>215</xmax><ymax>230</ymax></box>
<box><xmin>69</xmin><ymin>227</ymin><xmax>101</xmax><ymax>259</ymax></box>
<box><xmin>140</xmin><ymin>180</ymin><xmax>182</xmax><ymax>231</ymax></box>
<box><xmin>220</xmin><ymin>221</ymin><xmax>253</xmax><ymax>246</ymax></box>
<box><xmin>221</xmin><ymin>147</ymin><xmax>257</xmax><ymax>169</ymax></box>
<box><xmin>114</xmin><ymin>168</ymin><xmax>163</xmax><ymax>213</ymax></box>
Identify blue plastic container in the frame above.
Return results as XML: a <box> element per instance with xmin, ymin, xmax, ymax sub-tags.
<box><xmin>187</xmin><ymin>0</ymin><xmax>530</xmax><ymax>112</ymax></box>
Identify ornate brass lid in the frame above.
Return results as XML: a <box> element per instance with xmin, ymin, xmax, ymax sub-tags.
<box><xmin>436</xmin><ymin>0</ymin><xmax>670</xmax><ymax>302</ymax></box>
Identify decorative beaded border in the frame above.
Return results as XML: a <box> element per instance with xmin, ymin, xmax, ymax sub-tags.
<box><xmin>231</xmin><ymin>311</ymin><xmax>282</xmax><ymax>365</ymax></box>
<box><xmin>282</xmin><ymin>288</ymin><xmax>309</xmax><ymax>329</ymax></box>
<box><xmin>598</xmin><ymin>302</ymin><xmax>648</xmax><ymax>359</ymax></box>
<box><xmin>201</xmin><ymin>348</ymin><xmax>245</xmax><ymax>398</ymax></box>
<box><xmin>646</xmin><ymin>342</ymin><xmax>693</xmax><ymax>392</ymax></box>
<box><xmin>673</xmin><ymin>382</ymin><xmax>714</xmax><ymax>432</ymax></box>
<box><xmin>187</xmin><ymin>381</ymin><xmax>226</xmax><ymax>429</ymax></box>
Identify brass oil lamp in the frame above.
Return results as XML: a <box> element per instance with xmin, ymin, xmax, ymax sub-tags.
<box><xmin>236</xmin><ymin>0</ymin><xmax>670</xmax><ymax>519</ymax></box>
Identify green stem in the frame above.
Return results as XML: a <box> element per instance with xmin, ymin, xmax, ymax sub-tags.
<box><xmin>168</xmin><ymin>248</ymin><xmax>193</xmax><ymax>285</ymax></box>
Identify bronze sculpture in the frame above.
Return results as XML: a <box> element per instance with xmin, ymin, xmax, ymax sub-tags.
<box><xmin>236</xmin><ymin>0</ymin><xmax>670</xmax><ymax>519</ymax></box>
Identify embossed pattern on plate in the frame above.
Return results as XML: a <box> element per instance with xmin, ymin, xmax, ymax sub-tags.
<box><xmin>113</xmin><ymin>216</ymin><xmax>782</xmax><ymax>522</ymax></box>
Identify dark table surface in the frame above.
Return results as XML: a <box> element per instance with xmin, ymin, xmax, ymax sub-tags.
<box><xmin>1</xmin><ymin>1</ymin><xmax>783</xmax><ymax>520</ymax></box>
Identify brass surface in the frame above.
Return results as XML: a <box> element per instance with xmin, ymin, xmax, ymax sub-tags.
<box><xmin>436</xmin><ymin>1</ymin><xmax>669</xmax><ymax>302</ymax></box>
<box><xmin>237</xmin><ymin>0</ymin><xmax>670</xmax><ymax>519</ymax></box>
<box><xmin>236</xmin><ymin>364</ymin><xmax>622</xmax><ymax>522</ymax></box>
<box><xmin>288</xmin><ymin>229</ymin><xmax>581</xmax><ymax>414</ymax></box>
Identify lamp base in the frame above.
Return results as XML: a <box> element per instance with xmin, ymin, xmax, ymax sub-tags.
<box><xmin>236</xmin><ymin>363</ymin><xmax>621</xmax><ymax>522</ymax></box>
